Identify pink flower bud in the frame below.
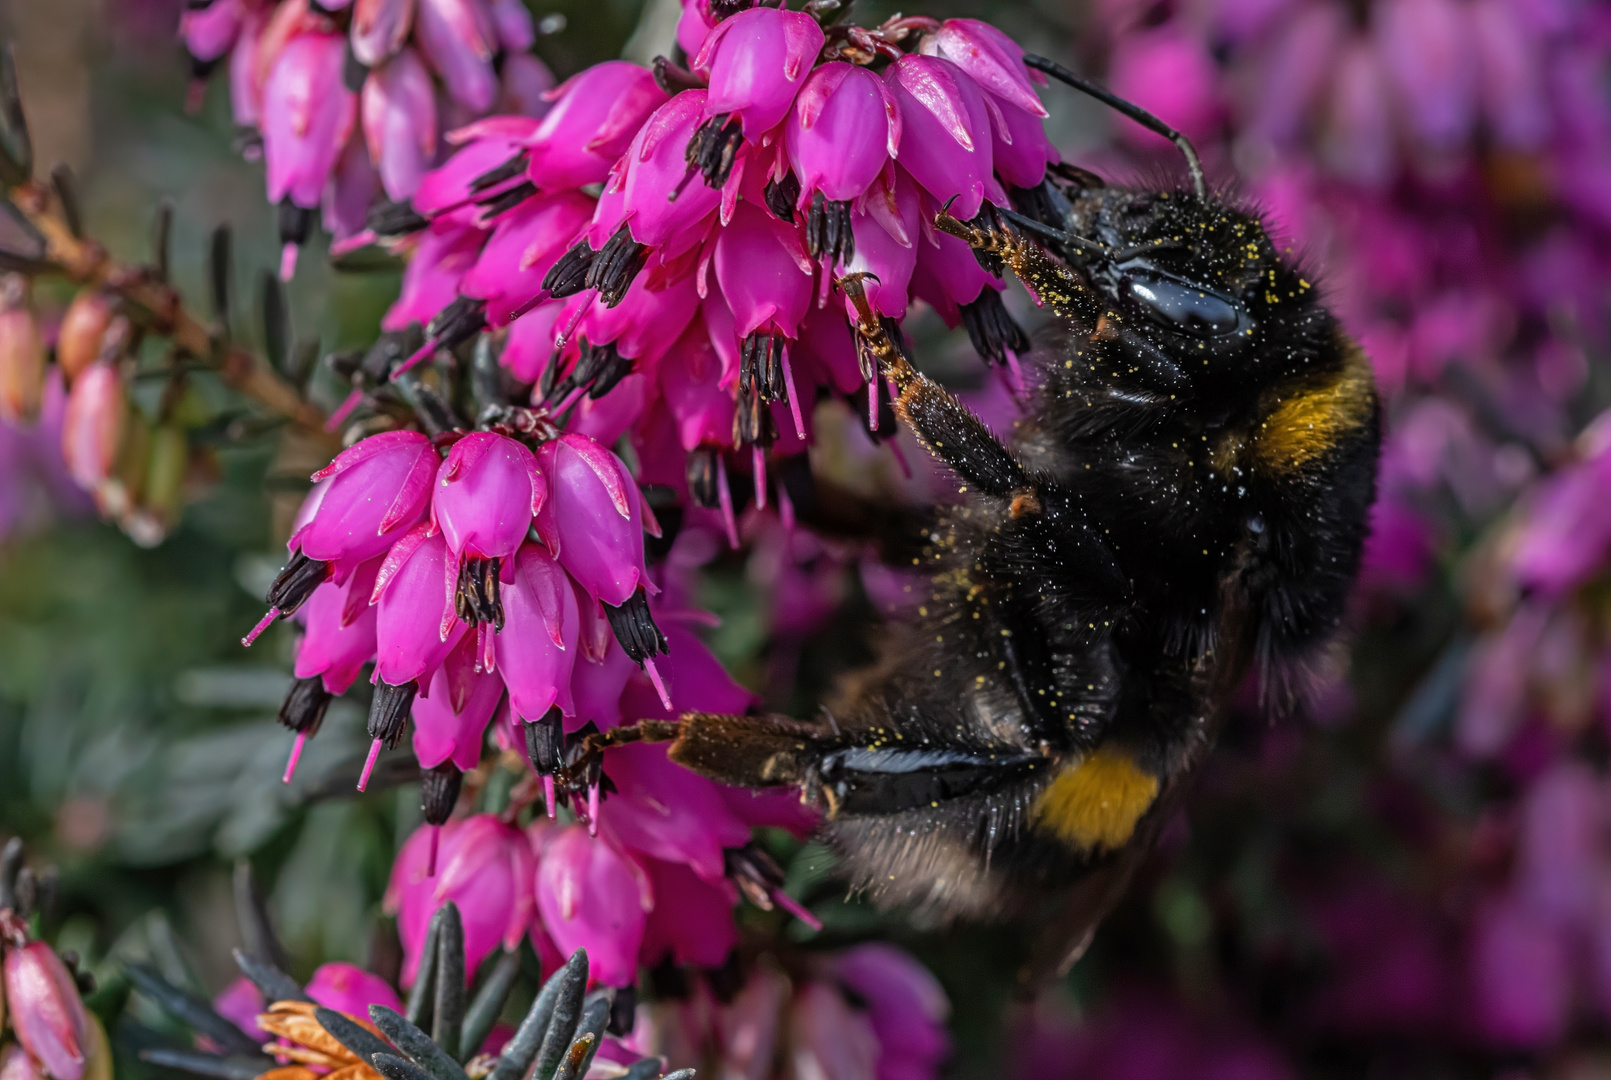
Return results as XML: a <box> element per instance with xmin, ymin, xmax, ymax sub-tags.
<box><xmin>305</xmin><ymin>962</ymin><xmax>404</xmax><ymax>1019</ymax></box>
<box><xmin>352</xmin><ymin>0</ymin><xmax>415</xmax><ymax>68</ymax></box>
<box><xmin>4</xmin><ymin>942</ymin><xmax>89</xmax><ymax>1080</ymax></box>
<box><xmin>61</xmin><ymin>362</ymin><xmax>125</xmax><ymax>495</ymax></box>
<box><xmin>382</xmin><ymin>221</ymin><xmax>489</xmax><ymax>333</ymax></box>
<box><xmin>791</xmin><ymin>981</ymin><xmax>879</xmax><ymax>1080</ymax></box>
<box><xmin>55</xmin><ymin>290</ymin><xmax>115</xmax><ymax>386</ymax></box>
<box><xmin>525</xmin><ymin>62</ymin><xmax>667</xmax><ymax>191</ymax></box>
<box><xmin>494</xmin><ymin>541</ymin><xmax>580</xmax><ymax>721</ymax></box>
<box><xmin>498</xmin><ymin>53</ymin><xmax>557</xmax><ymax>118</ymax></box>
<box><xmin>713</xmin><ymin>202</ymin><xmax>813</xmax><ymax>339</ymax></box>
<box><xmin>588</xmin><ymin>91</ymin><xmax>721</xmax><ymax>253</ymax></box>
<box><xmin>298</xmin><ymin>431</ymin><xmax>438</xmax><ymax>572</ymax></box>
<box><xmin>433</xmin><ymin>431</ymin><xmax>545</xmax><ymax>562</ymax></box>
<box><xmin>363</xmin><ymin>49</ymin><xmax>439</xmax><ymax>202</ymax></box>
<box><xmin>0</xmin><ymin>1045</ymin><xmax>46</xmax><ymax>1080</ymax></box>
<box><xmin>534</xmin><ymin>825</ymin><xmax>651</xmax><ymax>987</ymax></box>
<box><xmin>373</xmin><ymin>525</ymin><xmax>467</xmax><ymax>686</ymax></box>
<box><xmin>922</xmin><ymin>18</ymin><xmax>1048</xmax><ymax>119</ymax></box>
<box><xmin>387</xmin><ymin>815</ymin><xmax>535</xmax><ymax>986</ymax></box>
<box><xmin>263</xmin><ymin>32</ymin><xmax>358</xmax><ymax>209</ymax></box>
<box><xmin>842</xmin><ymin>171</ymin><xmax>922</xmax><ymax>319</ymax></box>
<box><xmin>658</xmin><ymin>318</ymin><xmax>736</xmax><ymax>451</ymax></box>
<box><xmin>413</xmin><ymin>631</ymin><xmax>504</xmax><ymax>770</ymax></box>
<box><xmin>638</xmin><ymin>858</ymin><xmax>738</xmax><ymax>969</ymax></box>
<box><xmin>229</xmin><ymin>8</ymin><xmax>268</xmax><ymax>127</ymax></box>
<box><xmin>295</xmin><ymin>564</ymin><xmax>382</xmax><ymax>695</ymax></box>
<box><xmin>598</xmin><ymin>742</ymin><xmax>749</xmax><ymax>880</ymax></box>
<box><xmin>211</xmin><ymin>977</ymin><xmax>266</xmax><ymax>1041</ymax></box>
<box><xmin>325</xmin><ymin>132</ymin><xmax>384</xmax><ymax>244</ymax></box>
<box><xmin>415</xmin><ymin>0</ymin><xmax>498</xmax><ymax>113</ymax></box>
<box><xmin>461</xmin><ymin>190</ymin><xmax>595</xmax><ymax>326</ymax></box>
<box><xmin>693</xmin><ymin>7</ymin><xmax>825</xmax><ymax>139</ymax></box>
<box><xmin>829</xmin><ymin>944</ymin><xmax>951</xmax><ymax>1076</ymax></box>
<box><xmin>181</xmin><ymin>0</ymin><xmax>243</xmax><ymax>65</ymax></box>
<box><xmin>0</xmin><ymin>279</ymin><xmax>46</xmax><ymax>425</ymax></box>
<box><xmin>485</xmin><ymin>0</ymin><xmax>534</xmax><ymax>51</ymax></box>
<box><xmin>988</xmin><ymin>89</ymin><xmax>1059</xmax><ymax>189</ymax></box>
<box><xmin>883</xmin><ymin>55</ymin><xmax>1000</xmax><ymax>220</ymax></box>
<box><xmin>567</xmin><ymin>270</ymin><xmax>702</xmax><ymax>368</ymax></box>
<box><xmin>786</xmin><ymin>63</ymin><xmax>900</xmax><ymax>207</ymax></box>
<box><xmin>534</xmin><ymin>434</ymin><xmax>650</xmax><ymax>607</ymax></box>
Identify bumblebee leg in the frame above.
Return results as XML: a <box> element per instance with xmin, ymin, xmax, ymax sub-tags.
<box><xmin>931</xmin><ymin>204</ymin><xmax>1094</xmax><ymax>322</ymax></box>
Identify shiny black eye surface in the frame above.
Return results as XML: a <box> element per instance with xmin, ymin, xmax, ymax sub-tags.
<box><xmin>1121</xmin><ymin>265</ymin><xmax>1249</xmax><ymax>338</ymax></box>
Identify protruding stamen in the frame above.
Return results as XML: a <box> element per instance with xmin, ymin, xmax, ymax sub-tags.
<box><xmin>241</xmin><ymin>607</ymin><xmax>279</xmax><ymax>647</ymax></box>
<box><xmin>325</xmin><ymin>387</ymin><xmax>366</xmax><ymax>432</ymax></box>
<box><xmin>643</xmin><ymin>656</ymin><xmax>672</xmax><ymax>712</ymax></box>
<box><xmin>778</xmin><ymin>479</ymin><xmax>795</xmax><ymax>532</ymax></box>
<box><xmin>357</xmin><ymin>738</ymin><xmax>383</xmax><ymax>792</ymax></box>
<box><xmin>753</xmin><ymin>445</ymin><xmax>767</xmax><ymax>511</ymax></box>
<box><xmin>587</xmin><ymin>784</ymin><xmax>600</xmax><ymax>836</ymax></box>
<box><xmin>542</xmin><ymin>775</ymin><xmax>557</xmax><ymax>819</ymax></box>
<box><xmin>780</xmin><ymin>346</ymin><xmax>805</xmax><ymax>440</ymax></box>
<box><xmin>867</xmin><ymin>377</ymin><xmax>879</xmax><ymax>432</ymax></box>
<box><xmin>427</xmin><ymin>826</ymin><xmax>440</xmax><ymax>877</ymax></box>
<box><xmin>282</xmin><ymin>733</ymin><xmax>308</xmax><ymax>785</ymax></box>
<box><xmin>716</xmin><ymin>453</ymin><xmax>738</xmax><ymax>550</ymax></box>
<box><xmin>772</xmin><ymin>888</ymin><xmax>822</xmax><ymax>931</ymax></box>
<box><xmin>279</xmin><ymin>243</ymin><xmax>299</xmax><ymax>283</ymax></box>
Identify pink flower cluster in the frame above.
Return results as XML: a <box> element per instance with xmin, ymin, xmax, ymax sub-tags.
<box><xmin>351</xmin><ymin>9</ymin><xmax>1057</xmax><ymax>540</ymax></box>
<box><xmin>180</xmin><ymin>0</ymin><xmax>557</xmax><ymax>280</ymax></box>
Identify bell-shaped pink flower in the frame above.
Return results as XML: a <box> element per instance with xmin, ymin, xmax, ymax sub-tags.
<box><xmin>883</xmin><ymin>55</ymin><xmax>999</xmax><ymax>220</ymax></box>
<box><xmin>638</xmin><ymin>858</ymin><xmax>738</xmax><ymax>969</ymax></box>
<box><xmin>535</xmin><ymin>434</ymin><xmax>651</xmax><ymax>607</ymax></box>
<box><xmin>912</xmin><ymin>226</ymin><xmax>997</xmax><ymax>319</ymax></box>
<box><xmin>598</xmin><ymin>742</ymin><xmax>751</xmax><ymax>880</ymax></box>
<box><xmin>352</xmin><ymin>0</ymin><xmax>415</xmax><ymax>67</ymax></box>
<box><xmin>988</xmin><ymin>89</ymin><xmax>1059</xmax><ymax>190</ymax></box>
<box><xmin>693</xmin><ymin>7</ymin><xmax>825</xmax><ymax>139</ymax></box>
<box><xmin>786</xmin><ymin>63</ymin><xmax>900</xmax><ymax>207</ymax></box>
<box><xmin>362</xmin><ymin>49</ymin><xmax>439</xmax><ymax>202</ymax></box>
<box><xmin>524</xmin><ymin>62</ymin><xmax>667</xmax><ymax>191</ymax></box>
<box><xmin>412</xmin><ymin>117</ymin><xmax>541</xmax><ymax>223</ymax></box>
<box><xmin>373</xmin><ymin>525</ymin><xmax>467</xmax><ymax>687</ymax></box>
<box><xmin>325</xmin><ymin>133</ymin><xmax>384</xmax><ymax>244</ymax></box>
<box><xmin>461</xmin><ymin>190</ymin><xmax>595</xmax><ymax>326</ymax></box>
<box><xmin>921</xmin><ymin>18</ymin><xmax>1048</xmax><ymax>119</ymax></box>
<box><xmin>182</xmin><ymin>0</ymin><xmax>242</xmax><ymax>67</ymax></box>
<box><xmin>675</xmin><ymin>0</ymin><xmax>716</xmax><ymax>59</ymax></box>
<box><xmin>61</xmin><ymin>361</ymin><xmax>125</xmax><ymax>498</ymax></box>
<box><xmin>499</xmin><ymin>52</ymin><xmax>557</xmax><ymax>117</ymax></box>
<box><xmin>4</xmin><ymin>942</ymin><xmax>89</xmax><ymax>1080</ymax></box>
<box><xmin>588</xmin><ymin>91</ymin><xmax>722</xmax><ymax>254</ymax></box>
<box><xmin>0</xmin><ymin>1044</ymin><xmax>45</xmax><ymax>1080</ymax></box>
<box><xmin>567</xmin><ymin>269</ymin><xmax>703</xmax><ymax>368</ymax></box>
<box><xmin>658</xmin><ymin>318</ymin><xmax>736</xmax><ymax>451</ymax></box>
<box><xmin>212</xmin><ymin>977</ymin><xmax>266</xmax><ymax>1040</ymax></box>
<box><xmin>305</xmin><ymin>962</ymin><xmax>404</xmax><ymax>1019</ymax></box>
<box><xmin>382</xmin><ymin>221</ymin><xmax>489</xmax><ymax>332</ymax></box>
<box><xmin>296</xmin><ymin>430</ymin><xmax>438</xmax><ymax>574</ymax></box>
<box><xmin>499</xmin><ymin>299</ymin><xmax>565</xmax><ymax>382</ymax></box>
<box><xmin>229</xmin><ymin>7</ymin><xmax>268</xmax><ymax>127</ymax></box>
<box><xmin>534</xmin><ymin>825</ymin><xmax>651</xmax><ymax>987</ymax></box>
<box><xmin>263</xmin><ymin>32</ymin><xmax>358</xmax><ymax>209</ymax></box>
<box><xmin>433</xmin><ymin>432</ymin><xmax>545</xmax><ymax>562</ymax></box>
<box><xmin>792</xmin><ymin>981</ymin><xmax>879</xmax><ymax>1080</ymax></box>
<box><xmin>842</xmin><ymin>171</ymin><xmax>923</xmax><ymax>318</ymax></box>
<box><xmin>388</xmin><ymin>815</ymin><xmax>535</xmax><ymax>986</ymax></box>
<box><xmin>713</xmin><ymin>202</ymin><xmax>814</xmax><ymax>339</ymax></box>
<box><xmin>570</xmin><ymin>634</ymin><xmax>638</xmax><ymax>732</ymax></box>
<box><xmin>829</xmin><ymin>945</ymin><xmax>951</xmax><ymax>1080</ymax></box>
<box><xmin>294</xmin><ymin>566</ymin><xmax>381</xmax><ymax>695</ymax></box>
<box><xmin>486</xmin><ymin>0</ymin><xmax>534</xmax><ymax>51</ymax></box>
<box><xmin>1511</xmin><ymin>447</ymin><xmax>1611</xmax><ymax>596</ymax></box>
<box><xmin>413</xmin><ymin>631</ymin><xmax>504</xmax><ymax>770</ymax></box>
<box><xmin>495</xmin><ymin>541</ymin><xmax>580</xmax><ymax>720</ymax></box>
<box><xmin>415</xmin><ymin>0</ymin><xmax>498</xmax><ymax>113</ymax></box>
<box><xmin>616</xmin><ymin>621</ymin><xmax>753</xmax><ymax>720</ymax></box>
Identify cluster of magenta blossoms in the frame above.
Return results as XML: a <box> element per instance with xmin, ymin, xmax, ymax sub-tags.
<box><xmin>345</xmin><ymin>4</ymin><xmax>1058</xmax><ymax>543</ymax></box>
<box><xmin>180</xmin><ymin>0</ymin><xmax>558</xmax><ymax>279</ymax></box>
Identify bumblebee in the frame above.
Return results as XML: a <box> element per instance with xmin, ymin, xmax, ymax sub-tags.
<box><xmin>569</xmin><ymin>60</ymin><xmax>1379</xmax><ymax>981</ymax></box>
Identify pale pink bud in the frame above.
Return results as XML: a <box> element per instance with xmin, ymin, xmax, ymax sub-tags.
<box><xmin>524</xmin><ymin>62</ymin><xmax>667</xmax><ymax>190</ymax></box>
<box><xmin>0</xmin><ymin>277</ymin><xmax>45</xmax><ymax>425</ymax></box>
<box><xmin>534</xmin><ymin>826</ymin><xmax>651</xmax><ymax>987</ymax></box>
<box><xmin>56</xmin><ymin>291</ymin><xmax>116</xmax><ymax>385</ymax></box>
<box><xmin>494</xmin><ymin>541</ymin><xmax>580</xmax><ymax>721</ymax></box>
<box><xmin>298</xmin><ymin>431</ymin><xmax>438</xmax><ymax>570</ymax></box>
<box><xmin>415</xmin><ymin>0</ymin><xmax>499</xmax><ymax>113</ymax></box>
<box><xmin>263</xmin><ymin>32</ymin><xmax>359</xmax><ymax>209</ymax></box>
<box><xmin>433</xmin><ymin>431</ymin><xmax>545</xmax><ymax>562</ymax></box>
<box><xmin>352</xmin><ymin>0</ymin><xmax>416</xmax><ymax>68</ymax></box>
<box><xmin>61</xmin><ymin>362</ymin><xmax>125</xmax><ymax>494</ymax></box>
<box><xmin>4</xmin><ymin>942</ymin><xmax>89</xmax><ymax>1080</ymax></box>
<box><xmin>693</xmin><ymin>7</ymin><xmax>825</xmax><ymax>139</ymax></box>
<box><xmin>786</xmin><ymin>63</ymin><xmax>900</xmax><ymax>206</ymax></box>
<box><xmin>363</xmin><ymin>49</ymin><xmax>439</xmax><ymax>202</ymax></box>
<box><xmin>883</xmin><ymin>55</ymin><xmax>1000</xmax><ymax>220</ymax></box>
<box><xmin>534</xmin><ymin>434</ymin><xmax>650</xmax><ymax>607</ymax></box>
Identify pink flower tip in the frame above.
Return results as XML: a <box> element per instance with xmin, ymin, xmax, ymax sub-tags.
<box><xmin>280</xmin><ymin>243</ymin><xmax>300</xmax><ymax>283</ymax></box>
<box><xmin>282</xmin><ymin>732</ymin><xmax>309</xmax><ymax>785</ymax></box>
<box><xmin>642</xmin><ymin>656</ymin><xmax>673</xmax><ymax>711</ymax></box>
<box><xmin>358</xmin><ymin>738</ymin><xmax>383</xmax><ymax>791</ymax></box>
<box><xmin>242</xmin><ymin>607</ymin><xmax>280</xmax><ymax>647</ymax></box>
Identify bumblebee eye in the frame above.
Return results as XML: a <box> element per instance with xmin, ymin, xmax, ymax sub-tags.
<box><xmin>1121</xmin><ymin>267</ymin><xmax>1247</xmax><ymax>338</ymax></box>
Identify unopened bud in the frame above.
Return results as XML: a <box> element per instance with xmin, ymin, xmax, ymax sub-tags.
<box><xmin>0</xmin><ymin>275</ymin><xmax>45</xmax><ymax>425</ymax></box>
<box><xmin>141</xmin><ymin>424</ymin><xmax>188</xmax><ymax>528</ymax></box>
<box><xmin>55</xmin><ymin>291</ymin><xmax>115</xmax><ymax>385</ymax></box>
<box><xmin>61</xmin><ymin>362</ymin><xmax>126</xmax><ymax>499</ymax></box>
<box><xmin>3</xmin><ymin>942</ymin><xmax>89</xmax><ymax>1080</ymax></box>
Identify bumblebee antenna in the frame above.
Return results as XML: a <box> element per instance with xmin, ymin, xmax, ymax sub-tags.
<box><xmin>1022</xmin><ymin>54</ymin><xmax>1207</xmax><ymax>201</ymax></box>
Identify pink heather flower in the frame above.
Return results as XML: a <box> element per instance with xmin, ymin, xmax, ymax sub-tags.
<box><xmin>499</xmin><ymin>299</ymin><xmax>566</xmax><ymax>382</ymax></box>
<box><xmin>296</xmin><ymin>431</ymin><xmax>438</xmax><ymax>576</ymax></box>
<box><xmin>388</xmin><ymin>815</ymin><xmax>535</xmax><ymax>986</ymax></box>
<box><xmin>1321</xmin><ymin>38</ymin><xmax>1395</xmax><ymax>187</ymax></box>
<box><xmin>524</xmin><ymin>62</ymin><xmax>667</xmax><ymax>191</ymax></box>
<box><xmin>569</xmin><ymin>633</ymin><xmax>639</xmax><ymax>732</ymax></box>
<box><xmin>829</xmin><ymin>945</ymin><xmax>951</xmax><ymax>1080</ymax></box>
<box><xmin>413</xmin><ymin>632</ymin><xmax>505</xmax><ymax>770</ymax></box>
<box><xmin>494</xmin><ymin>540</ymin><xmax>581</xmax><ymax>721</ymax></box>
<box><xmin>0</xmin><ymin>1045</ymin><xmax>45</xmax><ymax>1080</ymax></box>
<box><xmin>461</xmin><ymin>190</ymin><xmax>595</xmax><ymax>325</ymax></box>
<box><xmin>638</xmin><ymin>858</ymin><xmax>739</xmax><ymax>969</ymax></box>
<box><xmin>351</xmin><ymin>0</ymin><xmax>414</xmax><ymax>68</ymax></box>
<box><xmin>383</xmin><ymin>222</ymin><xmax>489</xmax><ymax>332</ymax></box>
<box><xmin>912</xmin><ymin>226</ymin><xmax>999</xmax><ymax>321</ymax></box>
<box><xmin>785</xmin><ymin>63</ymin><xmax>901</xmax><ymax>208</ymax></box>
<box><xmin>498</xmin><ymin>52</ymin><xmax>557</xmax><ymax>117</ymax></box>
<box><xmin>922</xmin><ymin>18</ymin><xmax>1047</xmax><ymax>120</ymax></box>
<box><xmin>658</xmin><ymin>318</ymin><xmax>737</xmax><ymax>452</ymax></box>
<box><xmin>212</xmin><ymin>976</ymin><xmax>266</xmax><ymax>1040</ymax></box>
<box><xmin>843</xmin><ymin>172</ymin><xmax>923</xmax><ymax>319</ymax></box>
<box><xmin>535</xmin><ymin>434</ymin><xmax>652</xmax><ymax>608</ymax></box>
<box><xmin>987</xmin><ymin>89</ymin><xmax>1059</xmax><ymax>190</ymax></box>
<box><xmin>294</xmin><ymin>568</ymin><xmax>381</xmax><ymax>694</ymax></box>
<box><xmin>883</xmin><ymin>55</ymin><xmax>1000</xmax><ymax>220</ymax></box>
<box><xmin>566</xmin><ymin>270</ymin><xmax>703</xmax><ymax>368</ymax></box>
<box><xmin>589</xmin><ymin>91</ymin><xmax>722</xmax><ymax>254</ymax></box>
<box><xmin>433</xmin><ymin>431</ymin><xmax>545</xmax><ymax>562</ymax></box>
<box><xmin>713</xmin><ymin>202</ymin><xmax>814</xmax><ymax>340</ymax></box>
<box><xmin>1469</xmin><ymin>893</ymin><xmax>1570</xmax><ymax>1047</ymax></box>
<box><xmin>675</xmin><ymin>0</ymin><xmax>716</xmax><ymax>59</ymax></box>
<box><xmin>414</xmin><ymin>0</ymin><xmax>499</xmax><ymax>113</ymax></box>
<box><xmin>412</xmin><ymin>117</ymin><xmax>541</xmax><ymax>222</ymax></box>
<box><xmin>618</xmin><ymin>621</ymin><xmax>753</xmax><ymax>720</ymax></box>
<box><xmin>262</xmin><ymin>32</ymin><xmax>358</xmax><ymax>209</ymax></box>
<box><xmin>1509</xmin><ymin>439</ymin><xmax>1611</xmax><ymax>596</ymax></box>
<box><xmin>791</xmin><ymin>981</ymin><xmax>879</xmax><ymax>1080</ymax></box>
<box><xmin>534</xmin><ymin>825</ymin><xmax>651</xmax><ymax>987</ymax></box>
<box><xmin>1375</xmin><ymin>0</ymin><xmax>1477</xmax><ymax>152</ymax></box>
<box><xmin>692</xmin><ymin>7</ymin><xmax>826</xmax><ymax>141</ymax></box>
<box><xmin>485</xmin><ymin>0</ymin><xmax>534</xmax><ymax>52</ymax></box>
<box><xmin>598</xmin><ymin>742</ymin><xmax>751</xmax><ymax>881</ymax></box>
<box><xmin>228</xmin><ymin>7</ymin><xmax>267</xmax><ymax>127</ymax></box>
<box><xmin>1514</xmin><ymin>761</ymin><xmax>1604</xmax><ymax>926</ymax></box>
<box><xmin>3</xmin><ymin>942</ymin><xmax>89</xmax><ymax>1080</ymax></box>
<box><xmin>61</xmin><ymin>362</ymin><xmax>124</xmax><ymax>497</ymax></box>
<box><xmin>372</xmin><ymin>525</ymin><xmax>467</xmax><ymax>688</ymax></box>
<box><xmin>305</xmin><ymin>962</ymin><xmax>404</xmax><ymax>1019</ymax></box>
<box><xmin>181</xmin><ymin>0</ymin><xmax>242</xmax><ymax>66</ymax></box>
<box><xmin>362</xmin><ymin>49</ymin><xmax>439</xmax><ymax>202</ymax></box>
<box><xmin>326</xmin><ymin>133</ymin><xmax>384</xmax><ymax>244</ymax></box>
